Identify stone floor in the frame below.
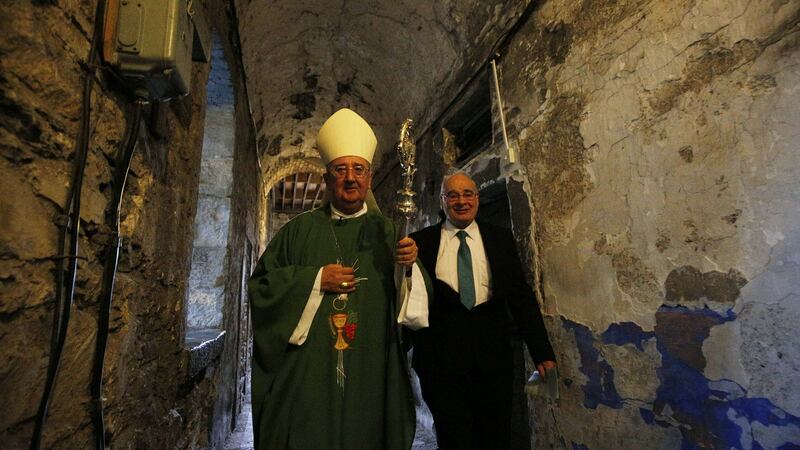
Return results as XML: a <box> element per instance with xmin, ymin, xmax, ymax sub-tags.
<box><xmin>223</xmin><ymin>402</ymin><xmax>255</xmax><ymax>450</ymax></box>
<box><xmin>222</xmin><ymin>402</ymin><xmax>438</xmax><ymax>450</ymax></box>
<box><xmin>411</xmin><ymin>420</ymin><xmax>439</xmax><ymax>450</ymax></box>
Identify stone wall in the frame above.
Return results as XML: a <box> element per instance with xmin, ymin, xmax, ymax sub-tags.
<box><xmin>205</xmin><ymin>1</ymin><xmax>265</xmax><ymax>444</ymax></box>
<box><xmin>496</xmin><ymin>0</ymin><xmax>799</xmax><ymax>448</ymax></box>
<box><xmin>376</xmin><ymin>0</ymin><xmax>800</xmax><ymax>448</ymax></box>
<box><xmin>187</xmin><ymin>35</ymin><xmax>236</xmax><ymax>330</ymax></box>
<box><xmin>0</xmin><ymin>1</ymin><xmax>261</xmax><ymax>448</ymax></box>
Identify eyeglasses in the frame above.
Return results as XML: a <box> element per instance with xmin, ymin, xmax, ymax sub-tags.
<box><xmin>328</xmin><ymin>164</ymin><xmax>371</xmax><ymax>179</ymax></box>
<box><xmin>442</xmin><ymin>190</ymin><xmax>477</xmax><ymax>202</ymax></box>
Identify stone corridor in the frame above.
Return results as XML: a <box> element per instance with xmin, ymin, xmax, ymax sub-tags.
<box><xmin>2</xmin><ymin>0</ymin><xmax>799</xmax><ymax>449</ymax></box>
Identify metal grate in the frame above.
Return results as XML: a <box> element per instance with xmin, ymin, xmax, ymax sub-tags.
<box><xmin>270</xmin><ymin>172</ymin><xmax>326</xmax><ymax>213</ymax></box>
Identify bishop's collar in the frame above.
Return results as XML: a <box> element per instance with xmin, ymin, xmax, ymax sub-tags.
<box><xmin>330</xmin><ymin>203</ymin><xmax>368</xmax><ymax>220</ymax></box>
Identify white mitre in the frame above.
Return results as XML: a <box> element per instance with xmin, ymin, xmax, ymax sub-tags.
<box><xmin>316</xmin><ymin>108</ymin><xmax>377</xmax><ymax>164</ymax></box>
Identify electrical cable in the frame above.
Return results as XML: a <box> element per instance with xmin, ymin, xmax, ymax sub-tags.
<box><xmin>30</xmin><ymin>2</ymin><xmax>106</xmax><ymax>449</ymax></box>
<box><xmin>90</xmin><ymin>99</ymin><xmax>143</xmax><ymax>450</ymax></box>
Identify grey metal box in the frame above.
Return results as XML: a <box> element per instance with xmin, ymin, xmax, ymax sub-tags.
<box><xmin>109</xmin><ymin>0</ymin><xmax>193</xmax><ymax>100</ymax></box>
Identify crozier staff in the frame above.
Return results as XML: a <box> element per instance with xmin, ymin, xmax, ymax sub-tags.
<box><xmin>248</xmin><ymin>108</ymin><xmax>430</xmax><ymax>450</ymax></box>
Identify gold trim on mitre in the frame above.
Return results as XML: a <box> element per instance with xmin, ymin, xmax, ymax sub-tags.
<box><xmin>316</xmin><ymin>108</ymin><xmax>377</xmax><ymax>165</ymax></box>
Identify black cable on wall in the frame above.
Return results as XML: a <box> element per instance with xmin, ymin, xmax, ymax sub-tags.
<box><xmin>31</xmin><ymin>1</ymin><xmax>106</xmax><ymax>448</ymax></box>
<box><xmin>31</xmin><ymin>1</ymin><xmax>203</xmax><ymax>447</ymax></box>
<box><xmin>90</xmin><ymin>99</ymin><xmax>144</xmax><ymax>450</ymax></box>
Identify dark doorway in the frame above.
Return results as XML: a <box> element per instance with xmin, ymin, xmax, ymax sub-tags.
<box><xmin>477</xmin><ymin>180</ymin><xmax>531</xmax><ymax>450</ymax></box>
<box><xmin>476</xmin><ymin>181</ymin><xmax>511</xmax><ymax>228</ymax></box>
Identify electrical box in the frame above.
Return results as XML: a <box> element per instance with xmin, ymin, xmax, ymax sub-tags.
<box><xmin>103</xmin><ymin>0</ymin><xmax>194</xmax><ymax>100</ymax></box>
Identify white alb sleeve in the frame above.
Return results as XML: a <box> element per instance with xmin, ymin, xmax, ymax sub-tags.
<box><xmin>288</xmin><ymin>267</ymin><xmax>325</xmax><ymax>345</ymax></box>
<box><xmin>397</xmin><ymin>262</ymin><xmax>429</xmax><ymax>330</ymax></box>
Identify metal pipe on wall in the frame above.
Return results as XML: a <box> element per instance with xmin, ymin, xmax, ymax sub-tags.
<box><xmin>490</xmin><ymin>58</ymin><xmax>516</xmax><ymax>164</ymax></box>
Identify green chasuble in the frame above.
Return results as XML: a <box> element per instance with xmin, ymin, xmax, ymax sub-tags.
<box><xmin>248</xmin><ymin>205</ymin><xmax>420</xmax><ymax>450</ymax></box>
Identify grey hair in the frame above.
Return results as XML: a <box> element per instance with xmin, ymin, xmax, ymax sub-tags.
<box><xmin>440</xmin><ymin>170</ymin><xmax>476</xmax><ymax>195</ymax></box>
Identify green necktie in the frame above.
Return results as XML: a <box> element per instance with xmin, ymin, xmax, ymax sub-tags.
<box><xmin>456</xmin><ymin>230</ymin><xmax>475</xmax><ymax>309</ymax></box>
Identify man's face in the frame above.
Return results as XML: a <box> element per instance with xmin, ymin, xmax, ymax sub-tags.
<box><xmin>324</xmin><ymin>156</ymin><xmax>372</xmax><ymax>214</ymax></box>
<box><xmin>441</xmin><ymin>173</ymin><xmax>479</xmax><ymax>228</ymax></box>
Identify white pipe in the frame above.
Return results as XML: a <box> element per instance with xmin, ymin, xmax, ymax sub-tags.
<box><xmin>491</xmin><ymin>58</ymin><xmax>516</xmax><ymax>163</ymax></box>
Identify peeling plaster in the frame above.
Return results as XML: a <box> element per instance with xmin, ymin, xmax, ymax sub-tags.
<box><xmin>703</xmin><ymin>320</ymin><xmax>750</xmax><ymax>389</ymax></box>
<box><xmin>499</xmin><ymin>0</ymin><xmax>800</xmax><ymax>447</ymax></box>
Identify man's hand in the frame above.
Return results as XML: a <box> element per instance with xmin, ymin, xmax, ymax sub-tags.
<box><xmin>321</xmin><ymin>264</ymin><xmax>356</xmax><ymax>293</ymax></box>
<box><xmin>536</xmin><ymin>360</ymin><xmax>557</xmax><ymax>381</ymax></box>
<box><xmin>395</xmin><ymin>237</ymin><xmax>418</xmax><ymax>268</ymax></box>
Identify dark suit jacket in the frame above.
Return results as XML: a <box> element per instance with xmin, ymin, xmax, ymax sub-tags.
<box><xmin>409</xmin><ymin>220</ymin><xmax>556</xmax><ymax>380</ymax></box>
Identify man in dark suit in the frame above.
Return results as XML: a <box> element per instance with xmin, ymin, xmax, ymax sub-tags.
<box><xmin>409</xmin><ymin>172</ymin><xmax>557</xmax><ymax>450</ymax></box>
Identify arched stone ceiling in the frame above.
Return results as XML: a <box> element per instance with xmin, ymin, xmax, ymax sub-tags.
<box><xmin>235</xmin><ymin>0</ymin><xmax>531</xmax><ymax>178</ymax></box>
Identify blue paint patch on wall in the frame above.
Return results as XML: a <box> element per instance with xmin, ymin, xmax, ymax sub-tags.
<box><xmin>563</xmin><ymin>320</ymin><xmax>624</xmax><ymax>409</ymax></box>
<box><xmin>640</xmin><ymin>407</ymin><xmax>655</xmax><ymax>424</ymax></box>
<box><xmin>558</xmin><ymin>312</ymin><xmax>799</xmax><ymax>448</ymax></box>
<box><xmin>571</xmin><ymin>442</ymin><xmax>590</xmax><ymax>450</ymax></box>
<box><xmin>640</xmin><ymin>406</ymin><xmax>677</xmax><ymax>429</ymax></box>
<box><xmin>602</xmin><ymin>321</ymin><xmax>655</xmax><ymax>350</ymax></box>
<box><xmin>652</xmin><ymin>305</ymin><xmax>800</xmax><ymax>449</ymax></box>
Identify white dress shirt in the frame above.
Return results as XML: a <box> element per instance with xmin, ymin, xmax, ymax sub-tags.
<box><xmin>435</xmin><ymin>220</ymin><xmax>492</xmax><ymax>307</ymax></box>
<box><xmin>288</xmin><ymin>204</ymin><xmax>429</xmax><ymax>345</ymax></box>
